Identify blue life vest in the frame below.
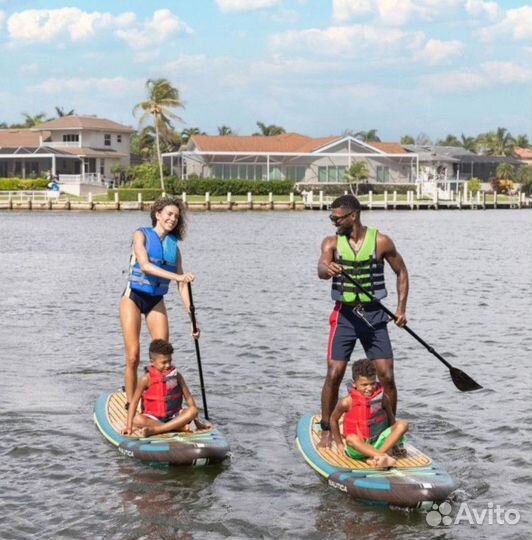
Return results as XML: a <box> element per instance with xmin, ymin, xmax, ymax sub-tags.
<box><xmin>128</xmin><ymin>227</ymin><xmax>179</xmax><ymax>296</ymax></box>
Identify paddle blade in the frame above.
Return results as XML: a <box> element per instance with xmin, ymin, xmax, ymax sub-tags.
<box><xmin>449</xmin><ymin>367</ymin><xmax>482</xmax><ymax>392</ymax></box>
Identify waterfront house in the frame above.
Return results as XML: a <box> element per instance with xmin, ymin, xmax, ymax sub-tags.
<box><xmin>0</xmin><ymin>116</ymin><xmax>134</xmax><ymax>195</ymax></box>
<box><xmin>515</xmin><ymin>147</ymin><xmax>532</xmax><ymax>167</ymax></box>
<box><xmin>163</xmin><ymin>133</ymin><xmax>418</xmax><ymax>184</ymax></box>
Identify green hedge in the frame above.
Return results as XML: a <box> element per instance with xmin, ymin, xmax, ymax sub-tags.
<box><xmin>0</xmin><ymin>178</ymin><xmax>49</xmax><ymax>190</ymax></box>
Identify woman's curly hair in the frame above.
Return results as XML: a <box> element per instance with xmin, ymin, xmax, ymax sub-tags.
<box><xmin>150</xmin><ymin>196</ymin><xmax>187</xmax><ymax>240</ymax></box>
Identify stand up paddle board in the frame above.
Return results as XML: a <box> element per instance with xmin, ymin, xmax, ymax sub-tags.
<box><xmin>296</xmin><ymin>414</ymin><xmax>455</xmax><ymax>508</ymax></box>
<box><xmin>94</xmin><ymin>391</ymin><xmax>230</xmax><ymax>467</ymax></box>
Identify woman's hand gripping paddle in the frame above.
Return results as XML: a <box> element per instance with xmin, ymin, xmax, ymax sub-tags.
<box><xmin>340</xmin><ymin>271</ymin><xmax>482</xmax><ymax>392</ymax></box>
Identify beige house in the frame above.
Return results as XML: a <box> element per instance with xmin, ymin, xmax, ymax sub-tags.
<box><xmin>0</xmin><ymin>116</ymin><xmax>134</xmax><ymax>194</ymax></box>
<box><xmin>163</xmin><ymin>133</ymin><xmax>418</xmax><ymax>184</ymax></box>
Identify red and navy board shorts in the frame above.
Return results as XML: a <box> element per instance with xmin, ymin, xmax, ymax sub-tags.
<box><xmin>327</xmin><ymin>301</ymin><xmax>393</xmax><ymax>361</ymax></box>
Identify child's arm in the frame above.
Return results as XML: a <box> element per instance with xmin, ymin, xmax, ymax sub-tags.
<box><xmin>122</xmin><ymin>374</ymin><xmax>150</xmax><ymax>435</ymax></box>
<box><xmin>383</xmin><ymin>394</ymin><xmax>396</xmax><ymax>426</ymax></box>
<box><xmin>330</xmin><ymin>396</ymin><xmax>351</xmax><ymax>453</ymax></box>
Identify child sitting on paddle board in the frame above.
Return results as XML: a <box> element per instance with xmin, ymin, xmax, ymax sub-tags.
<box><xmin>122</xmin><ymin>339</ymin><xmax>209</xmax><ymax>437</ymax></box>
<box><xmin>330</xmin><ymin>358</ymin><xmax>409</xmax><ymax>468</ymax></box>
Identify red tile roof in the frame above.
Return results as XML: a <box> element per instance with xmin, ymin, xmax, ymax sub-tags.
<box><xmin>370</xmin><ymin>142</ymin><xmax>408</xmax><ymax>154</ymax></box>
<box><xmin>36</xmin><ymin>116</ymin><xmax>135</xmax><ymax>133</ymax></box>
<box><xmin>515</xmin><ymin>147</ymin><xmax>532</xmax><ymax>160</ymax></box>
<box><xmin>191</xmin><ymin>133</ymin><xmax>339</xmax><ymax>153</ymax></box>
<box><xmin>0</xmin><ymin>129</ymin><xmax>49</xmax><ymax>147</ymax></box>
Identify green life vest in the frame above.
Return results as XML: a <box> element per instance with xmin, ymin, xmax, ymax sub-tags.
<box><xmin>331</xmin><ymin>227</ymin><xmax>388</xmax><ymax>304</ymax></box>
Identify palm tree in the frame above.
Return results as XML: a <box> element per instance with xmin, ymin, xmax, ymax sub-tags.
<box><xmin>460</xmin><ymin>134</ymin><xmax>477</xmax><ymax>153</ymax></box>
<box><xmin>22</xmin><ymin>112</ymin><xmax>47</xmax><ymax>127</ymax></box>
<box><xmin>514</xmin><ymin>134</ymin><xmax>530</xmax><ymax>148</ymax></box>
<box><xmin>400</xmin><ymin>135</ymin><xmax>415</xmax><ymax>145</ymax></box>
<box><xmin>181</xmin><ymin>127</ymin><xmax>203</xmax><ymax>144</ymax></box>
<box><xmin>254</xmin><ymin>121</ymin><xmax>286</xmax><ymax>136</ymax></box>
<box><xmin>54</xmin><ymin>106</ymin><xmax>75</xmax><ymax>117</ymax></box>
<box><xmin>415</xmin><ymin>132</ymin><xmax>433</xmax><ymax>145</ymax></box>
<box><xmin>345</xmin><ymin>160</ymin><xmax>370</xmax><ymax>195</ymax></box>
<box><xmin>437</xmin><ymin>134</ymin><xmax>461</xmax><ymax>147</ymax></box>
<box><xmin>131</xmin><ymin>126</ymin><xmax>156</xmax><ymax>161</ymax></box>
<box><xmin>354</xmin><ymin>129</ymin><xmax>381</xmax><ymax>142</ymax></box>
<box><xmin>217</xmin><ymin>125</ymin><xmax>233</xmax><ymax>136</ymax></box>
<box><xmin>133</xmin><ymin>78</ymin><xmax>184</xmax><ymax>192</ymax></box>
<box><xmin>477</xmin><ymin>127</ymin><xmax>515</xmax><ymax>156</ymax></box>
<box><xmin>496</xmin><ymin>162</ymin><xmax>514</xmax><ymax>180</ymax></box>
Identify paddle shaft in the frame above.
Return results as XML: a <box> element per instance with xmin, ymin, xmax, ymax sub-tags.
<box><xmin>186</xmin><ymin>282</ymin><xmax>209</xmax><ymax>420</ymax></box>
<box><xmin>340</xmin><ymin>271</ymin><xmax>453</xmax><ymax>369</ymax></box>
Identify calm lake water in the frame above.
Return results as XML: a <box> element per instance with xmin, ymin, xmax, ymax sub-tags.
<box><xmin>0</xmin><ymin>208</ymin><xmax>530</xmax><ymax>539</ymax></box>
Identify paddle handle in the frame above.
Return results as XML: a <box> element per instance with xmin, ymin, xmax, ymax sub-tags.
<box><xmin>186</xmin><ymin>282</ymin><xmax>209</xmax><ymax>420</ymax></box>
<box><xmin>340</xmin><ymin>271</ymin><xmax>453</xmax><ymax>370</ymax></box>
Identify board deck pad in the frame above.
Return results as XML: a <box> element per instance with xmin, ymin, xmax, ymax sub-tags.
<box><xmin>310</xmin><ymin>415</ymin><xmax>432</xmax><ymax>469</ymax></box>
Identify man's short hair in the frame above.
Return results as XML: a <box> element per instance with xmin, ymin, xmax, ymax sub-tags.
<box><xmin>352</xmin><ymin>358</ymin><xmax>376</xmax><ymax>381</ymax></box>
<box><xmin>331</xmin><ymin>194</ymin><xmax>361</xmax><ymax>213</ymax></box>
<box><xmin>149</xmin><ymin>339</ymin><xmax>174</xmax><ymax>357</ymax></box>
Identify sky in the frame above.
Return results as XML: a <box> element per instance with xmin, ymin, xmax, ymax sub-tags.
<box><xmin>1</xmin><ymin>0</ymin><xmax>531</xmax><ymax>141</ymax></box>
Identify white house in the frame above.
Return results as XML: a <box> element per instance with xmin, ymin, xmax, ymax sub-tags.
<box><xmin>163</xmin><ymin>133</ymin><xmax>418</xmax><ymax>184</ymax></box>
<box><xmin>0</xmin><ymin>115</ymin><xmax>134</xmax><ymax>195</ymax></box>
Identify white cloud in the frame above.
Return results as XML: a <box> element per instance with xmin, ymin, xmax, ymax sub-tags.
<box><xmin>414</xmin><ymin>39</ymin><xmax>464</xmax><ymax>65</ymax></box>
<box><xmin>20</xmin><ymin>63</ymin><xmax>39</xmax><ymax>74</ymax></box>
<box><xmin>7</xmin><ymin>8</ymin><xmax>134</xmax><ymax>43</ymax></box>
<box><xmin>115</xmin><ymin>9</ymin><xmax>192</xmax><ymax>50</ymax></box>
<box><xmin>464</xmin><ymin>0</ymin><xmax>501</xmax><ymax>20</ymax></box>
<box><xmin>215</xmin><ymin>0</ymin><xmax>280</xmax><ymax>12</ymax></box>
<box><xmin>332</xmin><ymin>0</ymin><xmax>372</xmax><ymax>22</ymax></box>
<box><xmin>0</xmin><ymin>10</ymin><xmax>5</xmax><ymax>29</ymax></box>
<box><xmin>331</xmin><ymin>0</ymin><xmax>461</xmax><ymax>25</ymax></box>
<box><xmin>477</xmin><ymin>6</ymin><xmax>532</xmax><ymax>41</ymax></box>
<box><xmin>30</xmin><ymin>76</ymin><xmax>144</xmax><ymax>95</ymax></box>
<box><xmin>420</xmin><ymin>61</ymin><xmax>532</xmax><ymax>93</ymax></box>
<box><xmin>271</xmin><ymin>24</ymin><xmax>424</xmax><ymax>55</ymax></box>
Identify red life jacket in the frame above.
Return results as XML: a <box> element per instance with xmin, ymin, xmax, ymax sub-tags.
<box><xmin>142</xmin><ymin>367</ymin><xmax>183</xmax><ymax>420</ymax></box>
<box><xmin>343</xmin><ymin>383</ymin><xmax>389</xmax><ymax>443</ymax></box>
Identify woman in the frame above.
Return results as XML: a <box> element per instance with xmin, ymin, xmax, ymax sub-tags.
<box><xmin>120</xmin><ymin>196</ymin><xmax>199</xmax><ymax>405</ymax></box>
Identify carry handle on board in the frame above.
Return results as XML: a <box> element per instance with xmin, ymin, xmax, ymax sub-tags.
<box><xmin>340</xmin><ymin>270</ymin><xmax>482</xmax><ymax>392</ymax></box>
<box><xmin>186</xmin><ymin>282</ymin><xmax>210</xmax><ymax>420</ymax></box>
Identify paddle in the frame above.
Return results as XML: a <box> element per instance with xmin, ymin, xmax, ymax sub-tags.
<box><xmin>186</xmin><ymin>282</ymin><xmax>210</xmax><ymax>420</ymax></box>
<box><xmin>340</xmin><ymin>270</ymin><xmax>482</xmax><ymax>392</ymax></box>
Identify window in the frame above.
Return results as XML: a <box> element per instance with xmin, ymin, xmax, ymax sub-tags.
<box><xmin>117</xmin><ymin>134</ymin><xmax>122</xmax><ymax>143</ymax></box>
<box><xmin>269</xmin><ymin>165</ymin><xmax>282</xmax><ymax>180</ymax></box>
<box><xmin>376</xmin><ymin>166</ymin><xmax>390</xmax><ymax>183</ymax></box>
<box><xmin>318</xmin><ymin>165</ymin><xmax>345</xmax><ymax>183</ymax></box>
<box><xmin>62</xmin><ymin>134</ymin><xmax>79</xmax><ymax>142</ymax></box>
<box><xmin>104</xmin><ymin>134</ymin><xmax>111</xmax><ymax>146</ymax></box>
<box><xmin>286</xmin><ymin>166</ymin><xmax>306</xmax><ymax>182</ymax></box>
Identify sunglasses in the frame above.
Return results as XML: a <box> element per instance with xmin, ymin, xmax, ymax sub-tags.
<box><xmin>329</xmin><ymin>211</ymin><xmax>354</xmax><ymax>224</ymax></box>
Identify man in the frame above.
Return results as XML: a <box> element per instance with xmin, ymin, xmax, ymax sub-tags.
<box><xmin>317</xmin><ymin>194</ymin><xmax>408</xmax><ymax>447</ymax></box>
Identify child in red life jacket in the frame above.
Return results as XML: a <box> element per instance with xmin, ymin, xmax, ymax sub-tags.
<box><xmin>122</xmin><ymin>339</ymin><xmax>210</xmax><ymax>437</ymax></box>
<box><xmin>330</xmin><ymin>358</ymin><xmax>409</xmax><ymax>469</ymax></box>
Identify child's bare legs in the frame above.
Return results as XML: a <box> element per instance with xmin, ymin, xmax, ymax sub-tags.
<box><xmin>134</xmin><ymin>406</ymin><xmax>198</xmax><ymax>436</ymax></box>
<box><xmin>345</xmin><ymin>420</ymin><xmax>409</xmax><ymax>468</ymax></box>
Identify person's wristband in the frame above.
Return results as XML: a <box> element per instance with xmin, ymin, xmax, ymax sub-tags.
<box><xmin>320</xmin><ymin>420</ymin><xmax>330</xmax><ymax>431</ymax></box>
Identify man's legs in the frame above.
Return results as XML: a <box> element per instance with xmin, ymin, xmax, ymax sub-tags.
<box><xmin>319</xmin><ymin>358</ymin><xmax>348</xmax><ymax>447</ymax></box>
<box><xmin>374</xmin><ymin>358</ymin><xmax>397</xmax><ymax>414</ymax></box>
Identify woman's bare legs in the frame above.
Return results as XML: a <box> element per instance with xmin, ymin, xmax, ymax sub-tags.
<box><xmin>120</xmin><ymin>296</ymin><xmax>142</xmax><ymax>403</ymax></box>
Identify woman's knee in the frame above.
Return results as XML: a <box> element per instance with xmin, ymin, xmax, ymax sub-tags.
<box><xmin>125</xmin><ymin>352</ymin><xmax>140</xmax><ymax>369</ymax></box>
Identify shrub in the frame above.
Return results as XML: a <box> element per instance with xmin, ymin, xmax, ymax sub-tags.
<box><xmin>467</xmin><ymin>177</ymin><xmax>482</xmax><ymax>194</ymax></box>
<box><xmin>490</xmin><ymin>178</ymin><xmax>514</xmax><ymax>194</ymax></box>
<box><xmin>169</xmin><ymin>178</ymin><xmax>295</xmax><ymax>195</ymax></box>
<box><xmin>0</xmin><ymin>178</ymin><xmax>48</xmax><ymax>190</ymax></box>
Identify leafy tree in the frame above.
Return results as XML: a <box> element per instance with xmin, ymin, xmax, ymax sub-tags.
<box><xmin>253</xmin><ymin>121</ymin><xmax>286</xmax><ymax>136</ymax></box>
<box><xmin>354</xmin><ymin>129</ymin><xmax>381</xmax><ymax>142</ymax></box>
<box><xmin>467</xmin><ymin>177</ymin><xmax>482</xmax><ymax>194</ymax></box>
<box><xmin>344</xmin><ymin>160</ymin><xmax>370</xmax><ymax>195</ymax></box>
<box><xmin>415</xmin><ymin>132</ymin><xmax>432</xmax><ymax>145</ymax></box>
<box><xmin>437</xmin><ymin>134</ymin><xmax>461</xmax><ymax>147</ymax></box>
<box><xmin>133</xmin><ymin>78</ymin><xmax>184</xmax><ymax>192</ymax></box>
<box><xmin>516</xmin><ymin>166</ymin><xmax>532</xmax><ymax>194</ymax></box>
<box><xmin>131</xmin><ymin>126</ymin><xmax>156</xmax><ymax>160</ymax></box>
<box><xmin>400</xmin><ymin>135</ymin><xmax>415</xmax><ymax>144</ymax></box>
<box><xmin>217</xmin><ymin>125</ymin><xmax>233</xmax><ymax>136</ymax></box>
